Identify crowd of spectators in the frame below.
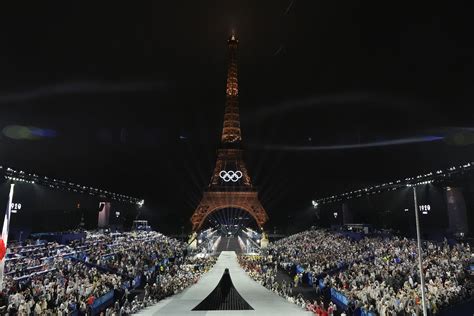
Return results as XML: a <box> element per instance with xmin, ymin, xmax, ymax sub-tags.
<box><xmin>240</xmin><ymin>229</ymin><xmax>473</xmax><ymax>315</ymax></box>
<box><xmin>0</xmin><ymin>230</ymin><xmax>215</xmax><ymax>315</ymax></box>
<box><xmin>238</xmin><ymin>255</ymin><xmax>339</xmax><ymax>315</ymax></box>
<box><xmin>3</xmin><ymin>227</ymin><xmax>472</xmax><ymax>315</ymax></box>
<box><xmin>108</xmin><ymin>255</ymin><xmax>216</xmax><ymax>315</ymax></box>
<box><xmin>79</xmin><ymin>231</ymin><xmax>187</xmax><ymax>279</ymax></box>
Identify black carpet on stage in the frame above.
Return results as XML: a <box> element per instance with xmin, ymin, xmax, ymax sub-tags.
<box><xmin>192</xmin><ymin>268</ymin><xmax>254</xmax><ymax>310</ymax></box>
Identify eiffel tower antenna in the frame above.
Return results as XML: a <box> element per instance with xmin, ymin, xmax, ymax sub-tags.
<box><xmin>221</xmin><ymin>33</ymin><xmax>241</xmax><ymax>144</ymax></box>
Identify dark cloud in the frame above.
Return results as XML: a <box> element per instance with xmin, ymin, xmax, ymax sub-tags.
<box><xmin>0</xmin><ymin>81</ymin><xmax>168</xmax><ymax>104</ymax></box>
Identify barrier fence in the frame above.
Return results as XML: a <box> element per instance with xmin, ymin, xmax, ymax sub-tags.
<box><xmin>330</xmin><ymin>288</ymin><xmax>350</xmax><ymax>309</ymax></box>
<box><xmin>90</xmin><ymin>290</ymin><xmax>115</xmax><ymax>316</ymax></box>
<box><xmin>30</xmin><ymin>232</ymin><xmax>86</xmax><ymax>244</ymax></box>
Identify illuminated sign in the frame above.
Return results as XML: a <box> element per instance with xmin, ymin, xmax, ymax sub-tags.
<box><xmin>419</xmin><ymin>204</ymin><xmax>430</xmax><ymax>215</ymax></box>
<box><xmin>219</xmin><ymin>170</ymin><xmax>243</xmax><ymax>182</ymax></box>
<box><xmin>11</xmin><ymin>203</ymin><xmax>22</xmax><ymax>214</ymax></box>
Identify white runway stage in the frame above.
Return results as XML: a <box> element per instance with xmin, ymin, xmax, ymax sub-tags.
<box><xmin>136</xmin><ymin>251</ymin><xmax>312</xmax><ymax>315</ymax></box>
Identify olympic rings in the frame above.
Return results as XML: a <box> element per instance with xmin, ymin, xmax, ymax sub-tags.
<box><xmin>219</xmin><ymin>170</ymin><xmax>243</xmax><ymax>182</ymax></box>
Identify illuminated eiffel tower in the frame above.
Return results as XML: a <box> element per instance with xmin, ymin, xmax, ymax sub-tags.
<box><xmin>190</xmin><ymin>34</ymin><xmax>269</xmax><ymax>232</ymax></box>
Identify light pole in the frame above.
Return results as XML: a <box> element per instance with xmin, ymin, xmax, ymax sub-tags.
<box><xmin>412</xmin><ymin>186</ymin><xmax>427</xmax><ymax>316</ymax></box>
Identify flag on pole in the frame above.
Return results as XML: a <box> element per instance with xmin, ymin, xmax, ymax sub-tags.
<box><xmin>0</xmin><ymin>183</ymin><xmax>15</xmax><ymax>290</ymax></box>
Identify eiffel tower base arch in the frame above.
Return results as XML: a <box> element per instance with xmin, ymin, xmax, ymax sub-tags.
<box><xmin>191</xmin><ymin>191</ymin><xmax>268</xmax><ymax>232</ymax></box>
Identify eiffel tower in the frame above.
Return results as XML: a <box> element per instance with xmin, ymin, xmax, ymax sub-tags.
<box><xmin>190</xmin><ymin>34</ymin><xmax>269</xmax><ymax>232</ymax></box>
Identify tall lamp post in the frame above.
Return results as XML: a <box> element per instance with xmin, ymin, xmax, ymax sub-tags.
<box><xmin>412</xmin><ymin>186</ymin><xmax>428</xmax><ymax>316</ymax></box>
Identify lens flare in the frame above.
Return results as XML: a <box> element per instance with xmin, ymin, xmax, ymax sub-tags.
<box><xmin>2</xmin><ymin>125</ymin><xmax>57</xmax><ymax>140</ymax></box>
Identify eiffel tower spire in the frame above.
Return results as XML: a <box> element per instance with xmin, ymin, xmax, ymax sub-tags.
<box><xmin>221</xmin><ymin>33</ymin><xmax>241</xmax><ymax>144</ymax></box>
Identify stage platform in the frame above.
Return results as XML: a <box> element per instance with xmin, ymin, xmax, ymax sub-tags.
<box><xmin>136</xmin><ymin>251</ymin><xmax>312</xmax><ymax>315</ymax></box>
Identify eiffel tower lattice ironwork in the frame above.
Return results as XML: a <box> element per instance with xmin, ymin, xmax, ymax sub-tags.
<box><xmin>190</xmin><ymin>34</ymin><xmax>269</xmax><ymax>232</ymax></box>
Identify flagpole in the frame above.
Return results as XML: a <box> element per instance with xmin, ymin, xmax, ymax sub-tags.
<box><xmin>0</xmin><ymin>183</ymin><xmax>15</xmax><ymax>291</ymax></box>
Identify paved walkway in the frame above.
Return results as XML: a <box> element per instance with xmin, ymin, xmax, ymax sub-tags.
<box><xmin>215</xmin><ymin>237</ymin><xmax>242</xmax><ymax>254</ymax></box>
<box><xmin>137</xmin><ymin>251</ymin><xmax>312</xmax><ymax>316</ymax></box>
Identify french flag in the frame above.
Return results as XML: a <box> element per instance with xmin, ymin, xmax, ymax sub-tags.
<box><xmin>0</xmin><ymin>184</ymin><xmax>15</xmax><ymax>290</ymax></box>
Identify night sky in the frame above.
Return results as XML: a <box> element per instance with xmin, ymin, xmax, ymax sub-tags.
<box><xmin>1</xmin><ymin>1</ymin><xmax>474</xmax><ymax>234</ymax></box>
